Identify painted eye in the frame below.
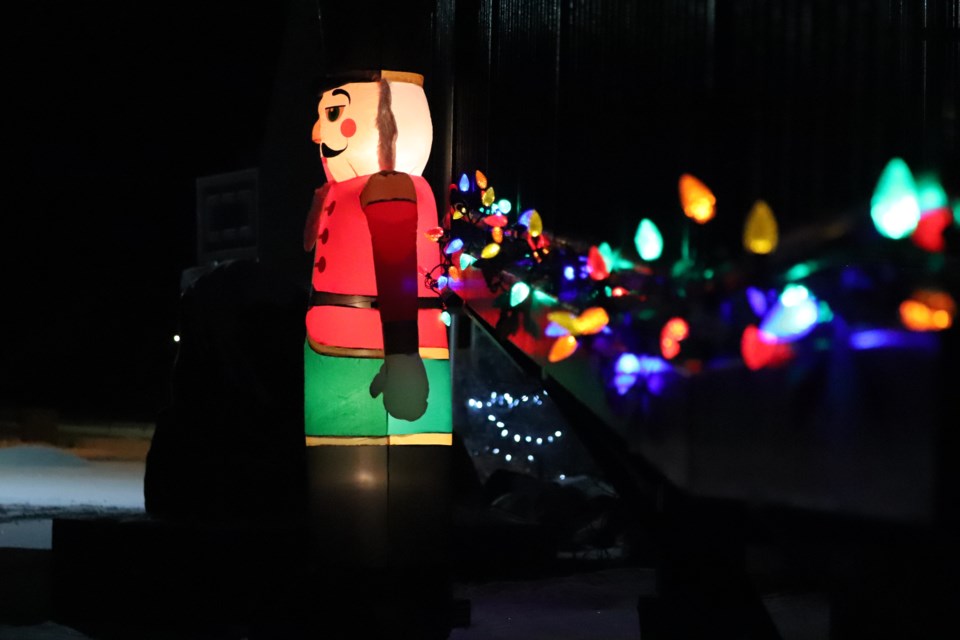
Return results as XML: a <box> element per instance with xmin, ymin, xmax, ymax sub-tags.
<box><xmin>325</xmin><ymin>106</ymin><xmax>343</xmax><ymax>122</ymax></box>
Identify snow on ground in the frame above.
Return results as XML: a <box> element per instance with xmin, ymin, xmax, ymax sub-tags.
<box><xmin>0</xmin><ymin>445</ymin><xmax>145</xmax><ymax>528</ymax></box>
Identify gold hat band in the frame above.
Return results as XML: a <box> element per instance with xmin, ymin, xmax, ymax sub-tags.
<box><xmin>380</xmin><ymin>70</ymin><xmax>424</xmax><ymax>86</ymax></box>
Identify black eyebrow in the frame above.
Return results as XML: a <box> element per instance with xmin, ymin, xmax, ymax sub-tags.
<box><xmin>331</xmin><ymin>88</ymin><xmax>351</xmax><ymax>103</ymax></box>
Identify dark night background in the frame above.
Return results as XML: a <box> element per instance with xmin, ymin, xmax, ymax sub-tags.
<box><xmin>4</xmin><ymin>2</ymin><xmax>291</xmax><ymax>419</ymax></box>
<box><xmin>3</xmin><ymin>0</ymin><xmax>958</xmax><ymax>421</ymax></box>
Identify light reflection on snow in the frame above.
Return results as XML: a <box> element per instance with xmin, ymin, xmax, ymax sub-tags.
<box><xmin>0</xmin><ymin>445</ymin><xmax>145</xmax><ymax>513</ymax></box>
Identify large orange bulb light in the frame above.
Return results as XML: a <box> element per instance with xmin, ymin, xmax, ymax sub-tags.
<box><xmin>575</xmin><ymin>307</ymin><xmax>610</xmax><ymax>335</ymax></box>
<box><xmin>679</xmin><ymin>174</ymin><xmax>716</xmax><ymax>224</ymax></box>
<box><xmin>660</xmin><ymin>317</ymin><xmax>689</xmax><ymax>360</ymax></box>
<box><xmin>546</xmin><ymin>308</ymin><xmax>609</xmax><ymax>336</ymax></box>
<box><xmin>900</xmin><ymin>290</ymin><xmax>955</xmax><ymax>331</ymax></box>
<box><xmin>548</xmin><ymin>335</ymin><xmax>578</xmax><ymax>363</ymax></box>
<box><xmin>663</xmin><ymin>317</ymin><xmax>689</xmax><ymax>341</ymax></box>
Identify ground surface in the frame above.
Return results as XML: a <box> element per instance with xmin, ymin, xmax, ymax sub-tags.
<box><xmin>1</xmin><ymin>430</ymin><xmax>830</xmax><ymax>639</ymax></box>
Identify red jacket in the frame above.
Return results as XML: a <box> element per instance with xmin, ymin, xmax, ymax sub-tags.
<box><xmin>304</xmin><ymin>173</ymin><xmax>448</xmax><ymax>358</ymax></box>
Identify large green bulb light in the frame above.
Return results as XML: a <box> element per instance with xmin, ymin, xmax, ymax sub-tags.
<box><xmin>635</xmin><ymin>218</ymin><xmax>663</xmax><ymax>261</ymax></box>
<box><xmin>510</xmin><ymin>282</ymin><xmax>531</xmax><ymax>307</ymax></box>
<box><xmin>871</xmin><ymin>158</ymin><xmax>920</xmax><ymax>240</ymax></box>
<box><xmin>916</xmin><ymin>173</ymin><xmax>948</xmax><ymax>211</ymax></box>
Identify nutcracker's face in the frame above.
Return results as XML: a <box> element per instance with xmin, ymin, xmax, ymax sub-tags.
<box><xmin>313</xmin><ymin>78</ymin><xmax>433</xmax><ymax>183</ymax></box>
<box><xmin>313</xmin><ymin>81</ymin><xmax>380</xmax><ymax>182</ymax></box>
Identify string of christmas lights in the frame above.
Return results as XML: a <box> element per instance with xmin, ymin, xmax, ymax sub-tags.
<box><xmin>464</xmin><ymin>390</ymin><xmax>568</xmax><ymax>470</ymax></box>
<box><xmin>427</xmin><ymin>163</ymin><xmax>958</xmax><ymax>407</ymax></box>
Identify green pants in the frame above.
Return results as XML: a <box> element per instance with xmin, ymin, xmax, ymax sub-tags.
<box><xmin>304</xmin><ymin>342</ymin><xmax>452</xmax><ymax>437</ymax></box>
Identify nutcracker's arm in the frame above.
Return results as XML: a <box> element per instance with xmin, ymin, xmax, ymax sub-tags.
<box><xmin>360</xmin><ymin>170</ymin><xmax>428</xmax><ymax>420</ymax></box>
<box><xmin>360</xmin><ymin>170</ymin><xmax>420</xmax><ymax>353</ymax></box>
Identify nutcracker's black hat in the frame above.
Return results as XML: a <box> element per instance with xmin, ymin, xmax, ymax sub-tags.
<box><xmin>314</xmin><ymin>0</ymin><xmax>432</xmax><ymax>95</ymax></box>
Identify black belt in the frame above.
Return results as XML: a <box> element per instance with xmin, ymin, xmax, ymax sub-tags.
<box><xmin>309</xmin><ymin>290</ymin><xmax>443</xmax><ymax>310</ymax></box>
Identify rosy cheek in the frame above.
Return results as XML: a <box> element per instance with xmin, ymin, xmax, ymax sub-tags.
<box><xmin>340</xmin><ymin>118</ymin><xmax>357</xmax><ymax>138</ymax></box>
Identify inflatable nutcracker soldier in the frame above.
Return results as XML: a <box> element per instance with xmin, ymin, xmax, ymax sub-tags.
<box><xmin>302</xmin><ymin>69</ymin><xmax>451</xmax><ymax>591</ymax></box>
